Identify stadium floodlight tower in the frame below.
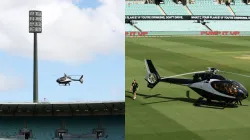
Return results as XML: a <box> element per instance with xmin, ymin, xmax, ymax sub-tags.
<box><xmin>29</xmin><ymin>10</ymin><xmax>42</xmax><ymax>103</ymax></box>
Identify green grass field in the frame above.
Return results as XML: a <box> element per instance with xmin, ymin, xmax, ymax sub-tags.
<box><xmin>125</xmin><ymin>37</ymin><xmax>250</xmax><ymax>140</ymax></box>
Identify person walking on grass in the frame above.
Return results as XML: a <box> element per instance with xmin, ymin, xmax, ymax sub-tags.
<box><xmin>130</xmin><ymin>79</ymin><xmax>139</xmax><ymax>100</ymax></box>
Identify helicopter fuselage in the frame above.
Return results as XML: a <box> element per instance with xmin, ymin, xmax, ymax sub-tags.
<box><xmin>56</xmin><ymin>75</ymin><xmax>83</xmax><ymax>86</ymax></box>
<box><xmin>144</xmin><ymin>59</ymin><xmax>249</xmax><ymax>105</ymax></box>
<box><xmin>56</xmin><ymin>77</ymin><xmax>72</xmax><ymax>85</ymax></box>
<box><xmin>160</xmin><ymin>77</ymin><xmax>248</xmax><ymax>103</ymax></box>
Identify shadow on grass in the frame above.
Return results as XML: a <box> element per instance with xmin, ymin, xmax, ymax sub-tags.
<box><xmin>125</xmin><ymin>90</ymin><xmax>243</xmax><ymax>109</ymax></box>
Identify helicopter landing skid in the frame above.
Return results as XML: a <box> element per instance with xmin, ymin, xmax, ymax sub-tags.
<box><xmin>233</xmin><ymin>100</ymin><xmax>242</xmax><ymax>105</ymax></box>
<box><xmin>59</xmin><ymin>84</ymin><xmax>70</xmax><ymax>86</ymax></box>
<box><xmin>193</xmin><ymin>98</ymin><xmax>235</xmax><ymax>108</ymax></box>
<box><xmin>193</xmin><ymin>97</ymin><xmax>204</xmax><ymax>106</ymax></box>
<box><xmin>222</xmin><ymin>102</ymin><xmax>238</xmax><ymax>108</ymax></box>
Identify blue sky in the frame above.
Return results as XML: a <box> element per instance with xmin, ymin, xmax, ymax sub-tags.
<box><xmin>0</xmin><ymin>0</ymin><xmax>124</xmax><ymax>102</ymax></box>
<box><xmin>73</xmin><ymin>0</ymin><xmax>101</xmax><ymax>8</ymax></box>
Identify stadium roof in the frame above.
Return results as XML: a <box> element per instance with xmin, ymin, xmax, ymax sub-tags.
<box><xmin>0</xmin><ymin>100</ymin><xmax>124</xmax><ymax>104</ymax></box>
<box><xmin>0</xmin><ymin>101</ymin><xmax>125</xmax><ymax>116</ymax></box>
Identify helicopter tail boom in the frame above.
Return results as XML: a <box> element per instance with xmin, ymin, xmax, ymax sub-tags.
<box><xmin>71</xmin><ymin>75</ymin><xmax>83</xmax><ymax>83</ymax></box>
<box><xmin>144</xmin><ymin>59</ymin><xmax>161</xmax><ymax>89</ymax></box>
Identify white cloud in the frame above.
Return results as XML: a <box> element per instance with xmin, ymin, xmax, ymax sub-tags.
<box><xmin>0</xmin><ymin>0</ymin><xmax>124</xmax><ymax>64</ymax></box>
<box><xmin>0</xmin><ymin>73</ymin><xmax>25</xmax><ymax>92</ymax></box>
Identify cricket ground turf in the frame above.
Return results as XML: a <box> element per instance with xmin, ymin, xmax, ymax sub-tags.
<box><xmin>125</xmin><ymin>36</ymin><xmax>250</xmax><ymax>140</ymax></box>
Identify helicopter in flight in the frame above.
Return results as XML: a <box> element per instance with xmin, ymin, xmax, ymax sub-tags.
<box><xmin>56</xmin><ymin>73</ymin><xmax>83</xmax><ymax>86</ymax></box>
<box><xmin>144</xmin><ymin>59</ymin><xmax>249</xmax><ymax>107</ymax></box>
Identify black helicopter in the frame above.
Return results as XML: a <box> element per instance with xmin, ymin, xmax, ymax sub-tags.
<box><xmin>144</xmin><ymin>59</ymin><xmax>249</xmax><ymax>106</ymax></box>
<box><xmin>56</xmin><ymin>73</ymin><xmax>83</xmax><ymax>86</ymax></box>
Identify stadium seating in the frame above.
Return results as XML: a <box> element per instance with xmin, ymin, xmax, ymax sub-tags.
<box><xmin>160</xmin><ymin>0</ymin><xmax>189</xmax><ymax>15</ymax></box>
<box><xmin>124</xmin><ymin>1</ymin><xmax>250</xmax><ymax>33</ymax></box>
<box><xmin>187</xmin><ymin>0</ymin><xmax>231</xmax><ymax>15</ymax></box>
<box><xmin>206</xmin><ymin>20</ymin><xmax>250</xmax><ymax>31</ymax></box>
<box><xmin>0</xmin><ymin>116</ymin><xmax>124</xmax><ymax>140</ymax></box>
<box><xmin>126</xmin><ymin>24</ymin><xmax>139</xmax><ymax>31</ymax></box>
<box><xmin>125</xmin><ymin>4</ymin><xmax>163</xmax><ymax>15</ymax></box>
<box><xmin>134</xmin><ymin>20</ymin><xmax>209</xmax><ymax>31</ymax></box>
<box><xmin>230</xmin><ymin>0</ymin><xmax>250</xmax><ymax>16</ymax></box>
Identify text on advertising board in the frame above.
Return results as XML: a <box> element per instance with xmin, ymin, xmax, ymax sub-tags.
<box><xmin>200</xmin><ymin>31</ymin><xmax>240</xmax><ymax>36</ymax></box>
<box><xmin>125</xmin><ymin>32</ymin><xmax>148</xmax><ymax>36</ymax></box>
<box><xmin>125</xmin><ymin>15</ymin><xmax>250</xmax><ymax>20</ymax></box>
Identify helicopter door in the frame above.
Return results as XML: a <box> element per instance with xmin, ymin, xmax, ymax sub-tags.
<box><xmin>202</xmin><ymin>81</ymin><xmax>211</xmax><ymax>92</ymax></box>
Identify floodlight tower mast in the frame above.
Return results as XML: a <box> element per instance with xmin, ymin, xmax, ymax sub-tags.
<box><xmin>29</xmin><ymin>10</ymin><xmax>42</xmax><ymax>103</ymax></box>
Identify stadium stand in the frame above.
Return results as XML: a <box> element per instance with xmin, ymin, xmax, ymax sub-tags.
<box><xmin>207</xmin><ymin>20</ymin><xmax>250</xmax><ymax>31</ymax></box>
<box><xmin>230</xmin><ymin>0</ymin><xmax>250</xmax><ymax>16</ymax></box>
<box><xmin>125</xmin><ymin>4</ymin><xmax>163</xmax><ymax>15</ymax></box>
<box><xmin>132</xmin><ymin>20</ymin><xmax>208</xmax><ymax>31</ymax></box>
<box><xmin>0</xmin><ymin>101</ymin><xmax>125</xmax><ymax>140</ymax></box>
<box><xmin>186</xmin><ymin>0</ymin><xmax>231</xmax><ymax>15</ymax></box>
<box><xmin>125</xmin><ymin>0</ymin><xmax>250</xmax><ymax>34</ymax></box>
<box><xmin>160</xmin><ymin>0</ymin><xmax>189</xmax><ymax>15</ymax></box>
<box><xmin>126</xmin><ymin>24</ymin><xmax>139</xmax><ymax>31</ymax></box>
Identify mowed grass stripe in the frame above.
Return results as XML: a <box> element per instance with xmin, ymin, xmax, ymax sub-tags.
<box><xmin>126</xmin><ymin>37</ymin><xmax>250</xmax><ymax>140</ymax></box>
<box><xmin>126</xmin><ymin>37</ymin><xmax>218</xmax><ymax>53</ymax></box>
<box><xmin>127</xmin><ymin>128</ymin><xmax>250</xmax><ymax>140</ymax></box>
<box><xmin>160</xmin><ymin>37</ymin><xmax>250</xmax><ymax>51</ymax></box>
<box><xmin>125</xmin><ymin>93</ymin><xmax>205</xmax><ymax>140</ymax></box>
<box><xmin>126</xmin><ymin>40</ymin><xmax>250</xmax><ymax>76</ymax></box>
<box><xmin>187</xmin><ymin>36</ymin><xmax>250</xmax><ymax>48</ymax></box>
<box><xmin>195</xmin><ymin>127</ymin><xmax>250</xmax><ymax>140</ymax></box>
<box><xmin>130</xmin><ymin>38</ymin><xmax>250</xmax><ymax>70</ymax></box>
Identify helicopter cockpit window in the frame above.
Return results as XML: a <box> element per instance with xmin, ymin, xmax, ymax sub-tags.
<box><xmin>232</xmin><ymin>81</ymin><xmax>248</xmax><ymax>94</ymax></box>
<box><xmin>211</xmin><ymin>81</ymin><xmax>238</xmax><ymax>96</ymax></box>
<box><xmin>60</xmin><ymin>77</ymin><xmax>65</xmax><ymax>81</ymax></box>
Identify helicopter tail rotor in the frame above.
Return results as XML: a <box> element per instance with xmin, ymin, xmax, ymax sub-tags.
<box><xmin>144</xmin><ymin>59</ymin><xmax>161</xmax><ymax>89</ymax></box>
<box><xmin>79</xmin><ymin>75</ymin><xmax>83</xmax><ymax>84</ymax></box>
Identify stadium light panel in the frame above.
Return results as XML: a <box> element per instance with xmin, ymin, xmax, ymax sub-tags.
<box><xmin>29</xmin><ymin>10</ymin><xmax>42</xmax><ymax>33</ymax></box>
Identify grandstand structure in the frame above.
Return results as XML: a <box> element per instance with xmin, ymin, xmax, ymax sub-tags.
<box><xmin>125</xmin><ymin>0</ymin><xmax>250</xmax><ymax>34</ymax></box>
<box><xmin>0</xmin><ymin>101</ymin><xmax>125</xmax><ymax>140</ymax></box>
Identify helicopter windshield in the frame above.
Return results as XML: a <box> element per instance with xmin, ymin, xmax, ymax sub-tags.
<box><xmin>232</xmin><ymin>81</ymin><xmax>248</xmax><ymax>94</ymax></box>
<box><xmin>59</xmin><ymin>77</ymin><xmax>66</xmax><ymax>81</ymax></box>
<box><xmin>211</xmin><ymin>80</ymin><xmax>246</xmax><ymax>96</ymax></box>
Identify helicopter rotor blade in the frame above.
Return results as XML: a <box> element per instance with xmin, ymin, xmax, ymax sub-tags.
<box><xmin>68</xmin><ymin>75</ymin><xmax>82</xmax><ymax>76</ymax></box>
<box><xmin>165</xmin><ymin>71</ymin><xmax>206</xmax><ymax>78</ymax></box>
<box><xmin>220</xmin><ymin>71</ymin><xmax>250</xmax><ymax>78</ymax></box>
